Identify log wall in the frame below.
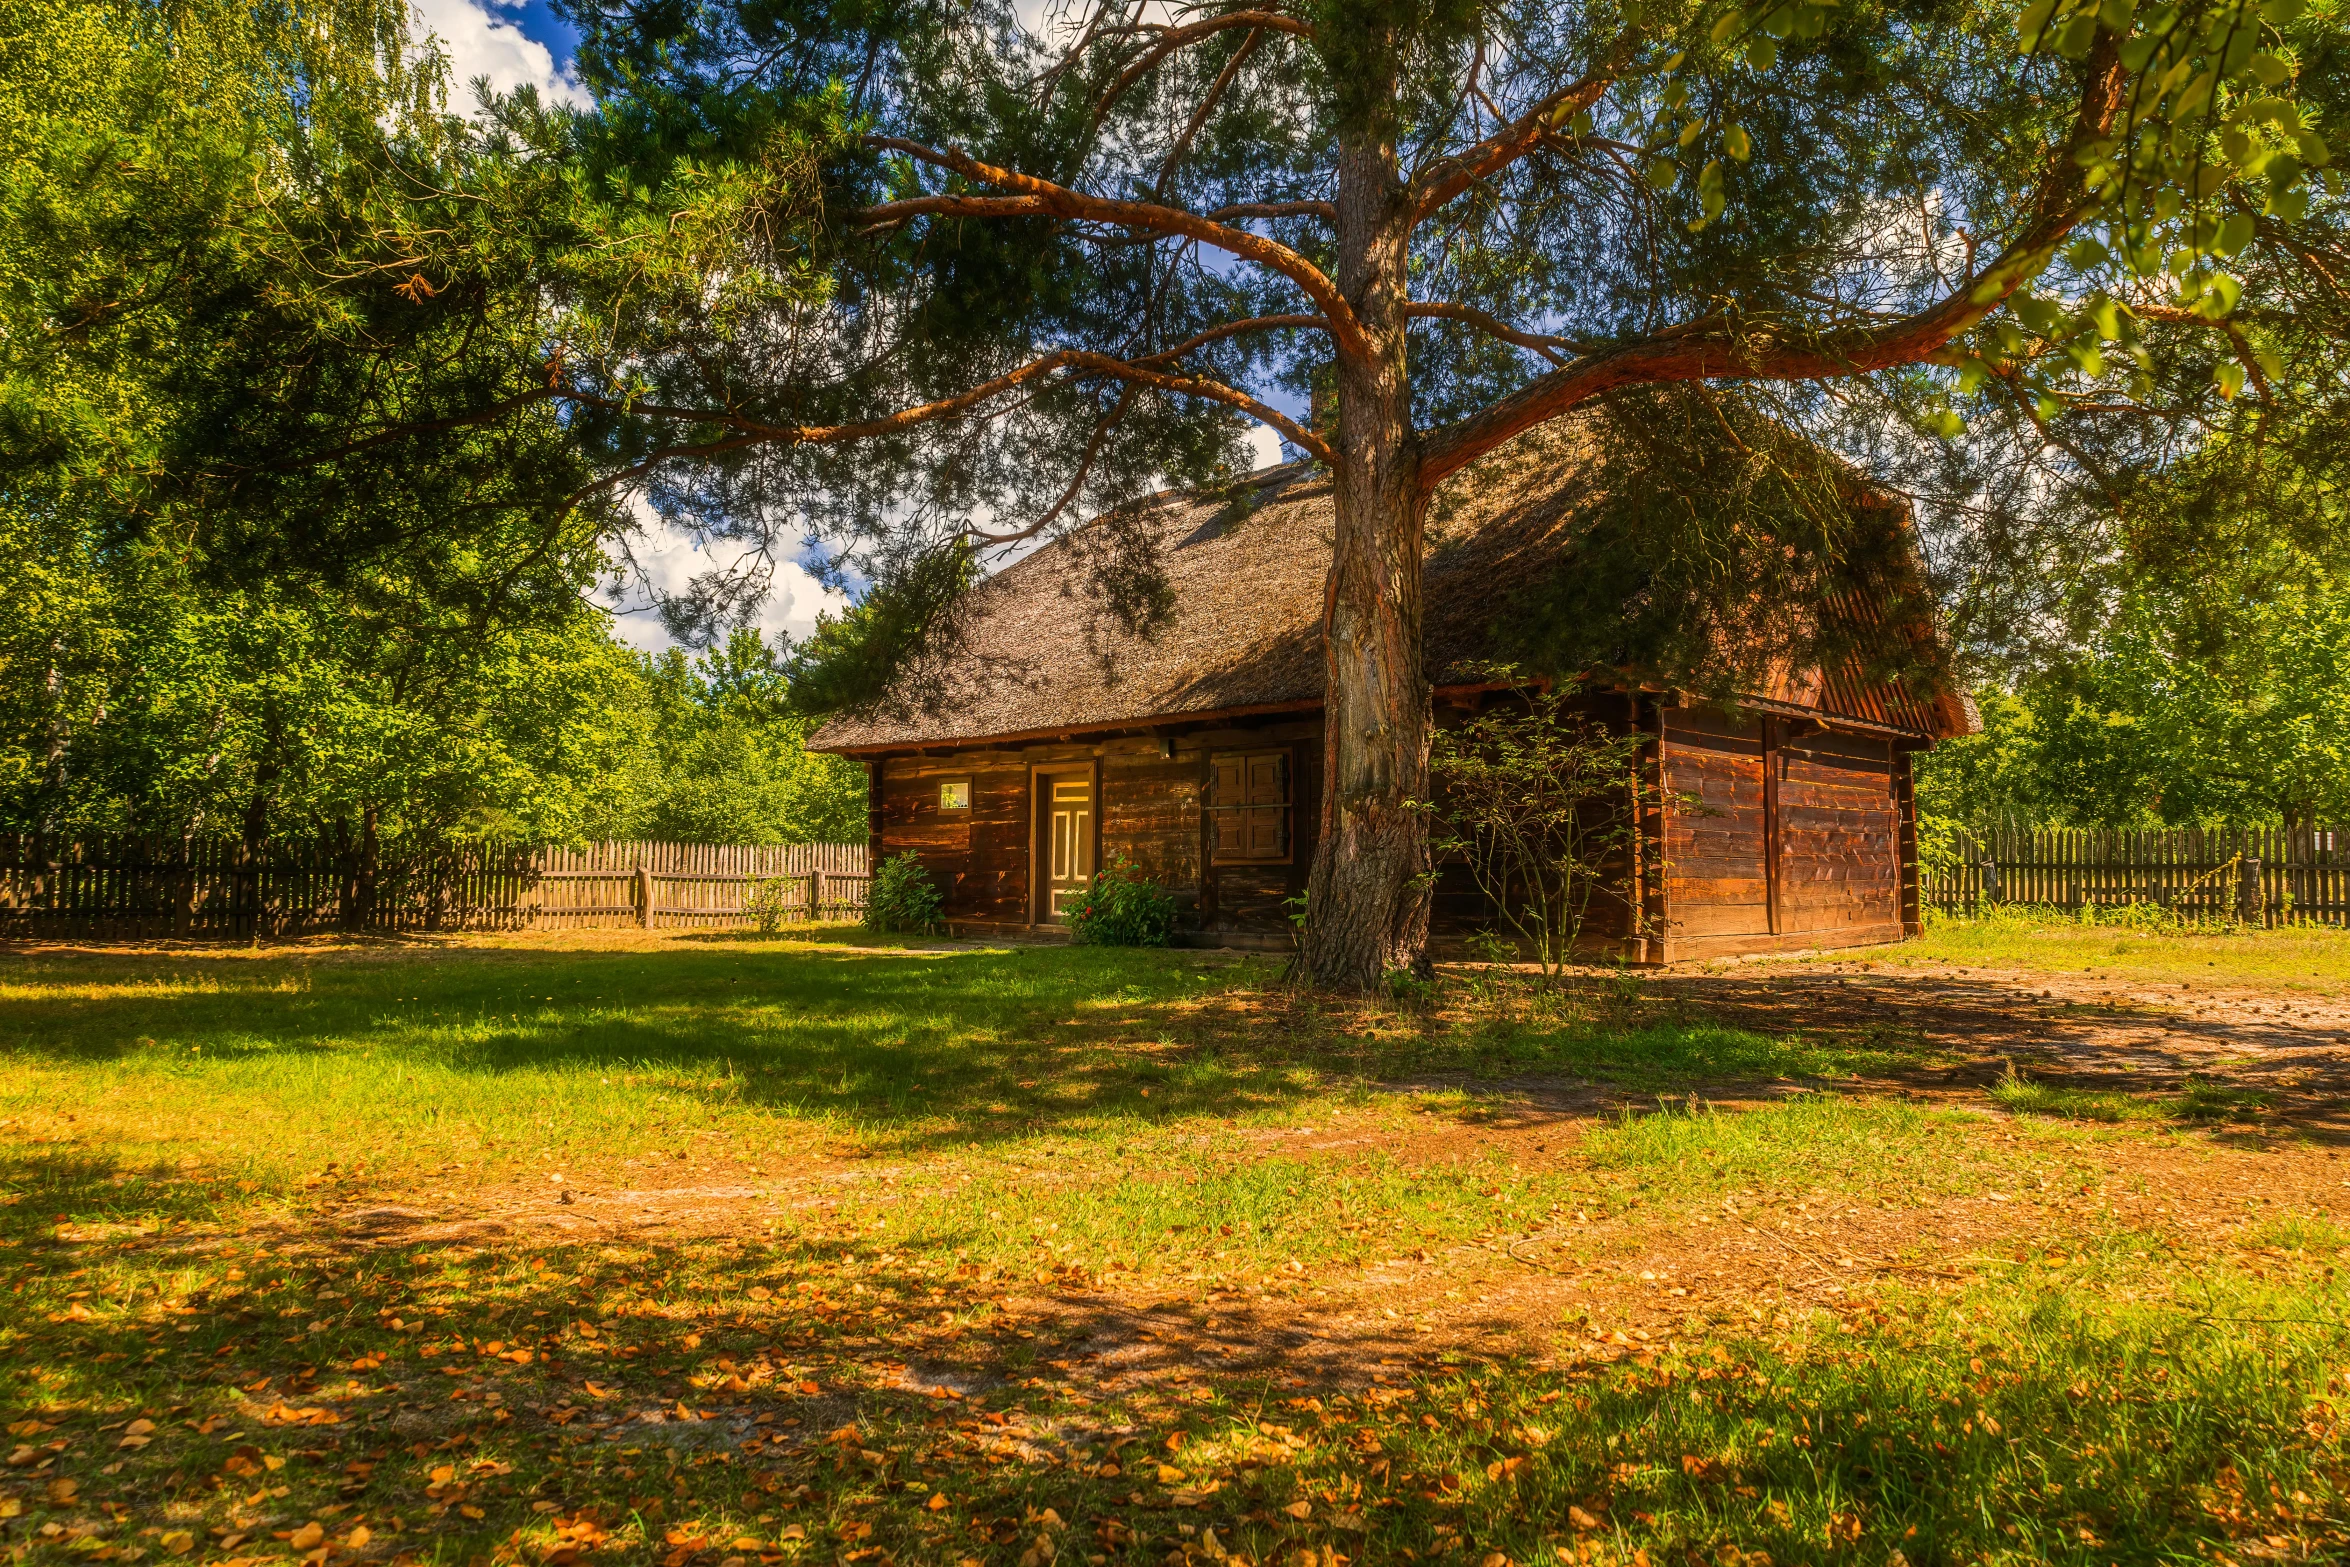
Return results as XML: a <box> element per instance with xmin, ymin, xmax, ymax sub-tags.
<box><xmin>875</xmin><ymin>697</ymin><xmax>1918</xmax><ymax>960</ymax></box>
<box><xmin>1655</xmin><ymin>707</ymin><xmax>1908</xmax><ymax>958</ymax></box>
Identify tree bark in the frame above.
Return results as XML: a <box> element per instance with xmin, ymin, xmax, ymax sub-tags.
<box><xmin>1302</xmin><ymin>83</ymin><xmax>1434</xmax><ymax>990</ymax></box>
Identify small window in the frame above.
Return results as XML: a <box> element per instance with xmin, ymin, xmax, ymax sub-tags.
<box><xmin>1208</xmin><ymin>751</ymin><xmax>1290</xmax><ymax>864</ymax></box>
<box><xmin>938</xmin><ymin>778</ymin><xmax>971</xmax><ymax>811</ymax></box>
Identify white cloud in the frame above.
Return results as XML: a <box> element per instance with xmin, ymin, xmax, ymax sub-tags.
<box><xmin>604</xmin><ymin>511</ymin><xmax>850</xmax><ymax>654</ymax></box>
<box><xmin>411</xmin><ymin>0</ymin><xmax>592</xmax><ymax>110</ymax></box>
<box><xmin>1243</xmin><ymin>422</ymin><xmax>1285</xmax><ymax>470</ymax></box>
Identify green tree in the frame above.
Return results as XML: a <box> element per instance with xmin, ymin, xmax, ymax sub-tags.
<box><xmin>532</xmin><ymin>0</ymin><xmax>2335</xmax><ymax>985</ymax></box>
<box><xmin>607</xmin><ymin>630</ymin><xmax>868</xmax><ymax>845</ymax></box>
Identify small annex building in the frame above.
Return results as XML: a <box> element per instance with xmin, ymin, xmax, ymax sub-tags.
<box><xmin>811</xmin><ymin>435</ymin><xmax>1979</xmax><ymax>961</ymax></box>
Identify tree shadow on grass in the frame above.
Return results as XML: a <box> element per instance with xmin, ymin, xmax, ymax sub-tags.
<box><xmin>0</xmin><ymin>944</ymin><xmax>1914</xmax><ymax>1160</ymax></box>
<box><xmin>1</xmin><ymin>1138</ymin><xmax>2325</xmax><ymax>1567</ymax></box>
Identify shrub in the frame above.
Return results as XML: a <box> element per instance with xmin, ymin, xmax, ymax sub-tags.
<box><xmin>1067</xmin><ymin>853</ymin><xmax>1179</xmax><ymax>947</ymax></box>
<box><xmin>745</xmin><ymin>877</ymin><xmax>795</xmax><ymax>935</ymax></box>
<box><xmin>864</xmin><ymin>851</ymin><xmax>945</xmax><ymax>935</ymax></box>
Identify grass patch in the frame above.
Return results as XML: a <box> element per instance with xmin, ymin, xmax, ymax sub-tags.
<box><xmin>1988</xmin><ymin>1064</ymin><xmax>2273</xmax><ymax>1126</ymax></box>
<box><xmin>1</xmin><ymin>933</ymin><xmax>2341</xmax><ymax>1565</ymax></box>
<box><xmin>1905</xmin><ymin>907</ymin><xmax>2350</xmax><ymax>989</ymax></box>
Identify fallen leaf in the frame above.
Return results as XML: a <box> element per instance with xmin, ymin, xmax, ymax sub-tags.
<box><xmin>747</xmin><ymin>1287</ymin><xmax>773</xmax><ymax>1301</ymax></box>
<box><xmin>288</xmin><ymin>1522</ymin><xmax>325</xmax><ymax>1549</ymax></box>
<box><xmin>1568</xmin><ymin>1506</ymin><xmax>1601</xmax><ymax>1531</ymax></box>
<box><xmin>1157</xmin><ymin>1464</ymin><xmax>1186</xmax><ymax>1484</ymax></box>
<box><xmin>160</xmin><ymin>1530</ymin><xmax>195</xmax><ymax>1555</ymax></box>
<box><xmin>927</xmin><ymin>1492</ymin><xmax>950</xmax><ymax>1512</ymax></box>
<box><xmin>345</xmin><ymin>1526</ymin><xmax>372</xmax><ymax>1549</ymax></box>
<box><xmin>1284</xmin><ymin>1501</ymin><xmax>1312</xmax><ymax>1519</ymax></box>
<box><xmin>45</xmin><ymin>1478</ymin><xmax>78</xmax><ymax>1504</ymax></box>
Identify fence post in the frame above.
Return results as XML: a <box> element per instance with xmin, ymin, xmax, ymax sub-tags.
<box><xmin>636</xmin><ymin>864</ymin><xmax>654</xmax><ymax>930</ymax></box>
<box><xmin>2238</xmin><ymin>856</ymin><xmax>2264</xmax><ymax>927</ymax></box>
<box><xmin>808</xmin><ymin>868</ymin><xmax>824</xmax><ymax>922</ymax></box>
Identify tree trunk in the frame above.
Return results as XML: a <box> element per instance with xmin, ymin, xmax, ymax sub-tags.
<box><xmin>1302</xmin><ymin>92</ymin><xmax>1433</xmax><ymax>990</ymax></box>
<box><xmin>357</xmin><ymin>803</ymin><xmax>380</xmax><ymax>932</ymax></box>
<box><xmin>238</xmin><ymin>764</ymin><xmax>276</xmax><ymax>941</ymax></box>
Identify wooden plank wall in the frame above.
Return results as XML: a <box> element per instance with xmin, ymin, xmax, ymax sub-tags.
<box><xmin>0</xmin><ymin>836</ymin><xmax>866</xmax><ymax>940</ymax></box>
<box><xmin>1926</xmin><ymin>825</ymin><xmax>2350</xmax><ymax>925</ymax></box>
<box><xmin>1660</xmin><ymin>709</ymin><xmax>1772</xmax><ymax>939</ymax></box>
<box><xmin>1774</xmin><ymin>728</ymin><xmax>1901</xmax><ymax>937</ymax></box>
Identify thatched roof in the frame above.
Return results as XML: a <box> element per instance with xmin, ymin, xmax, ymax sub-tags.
<box><xmin>811</xmin><ymin>433</ymin><xmax>1975</xmax><ymax>754</ymax></box>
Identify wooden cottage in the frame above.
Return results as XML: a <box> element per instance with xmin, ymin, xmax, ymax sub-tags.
<box><xmin>811</xmin><ymin>439</ymin><xmax>1978</xmax><ymax>961</ymax></box>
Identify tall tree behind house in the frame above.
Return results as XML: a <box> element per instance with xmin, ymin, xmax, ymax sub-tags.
<box><xmin>537</xmin><ymin>0</ymin><xmax>2337</xmax><ymax>985</ymax></box>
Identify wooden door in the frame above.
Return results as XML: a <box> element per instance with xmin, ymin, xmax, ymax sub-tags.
<box><xmin>1047</xmin><ymin>776</ymin><xmax>1093</xmax><ymax>920</ymax></box>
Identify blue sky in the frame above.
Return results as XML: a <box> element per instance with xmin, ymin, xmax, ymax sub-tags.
<box><xmin>415</xmin><ymin>0</ymin><xmax>1287</xmax><ymax>648</ymax></box>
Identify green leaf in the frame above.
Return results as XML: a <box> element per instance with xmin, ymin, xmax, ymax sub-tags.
<box><xmin>1746</xmin><ymin>36</ymin><xmax>1778</xmax><ymax>69</ymax></box>
<box><xmin>1679</xmin><ymin>119</ymin><xmax>1704</xmax><ymax>147</ymax></box>
<box><xmin>2214</xmin><ymin>212</ymin><xmax>2256</xmax><ymax>255</ymax></box>
<box><xmin>1710</xmin><ymin>9</ymin><xmax>1745</xmax><ymax>44</ymax></box>
<box><xmin>2268</xmin><ymin>184</ymin><xmax>2308</xmax><ymax>222</ymax></box>
<box><xmin>2097</xmin><ymin>0</ymin><xmax>2135</xmax><ymax>34</ymax></box>
<box><xmin>2213</xmin><ymin>360</ymin><xmax>2246</xmax><ymax>398</ymax></box>
<box><xmin>2056</xmin><ymin>12</ymin><xmax>2100</xmax><ymax>57</ymax></box>
<box><xmin>1647</xmin><ymin>157</ymin><xmax>1679</xmax><ymax>189</ymax></box>
<box><xmin>2192</xmin><ymin>270</ymin><xmax>2244</xmax><ymax>318</ymax></box>
<box><xmin>2018</xmin><ymin>0</ymin><xmax>2058</xmax><ymax>47</ymax></box>
<box><xmin>2261</xmin><ymin>0</ymin><xmax>2304</xmax><ymax>19</ymax></box>
<box><xmin>2296</xmin><ymin>130</ymin><xmax>2331</xmax><ymax>166</ymax></box>
<box><xmin>1723</xmin><ymin>124</ymin><xmax>1752</xmax><ymax>161</ymax></box>
<box><xmin>2247</xmin><ymin>51</ymin><xmax>2291</xmax><ymax>87</ymax></box>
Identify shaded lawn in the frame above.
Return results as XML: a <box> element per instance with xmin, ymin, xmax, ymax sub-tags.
<box><xmin>0</xmin><ymin>930</ymin><xmax>1943</xmax><ymax>1206</ymax></box>
<box><xmin>1</xmin><ymin>932</ymin><xmax>2346</xmax><ymax>1566</ymax></box>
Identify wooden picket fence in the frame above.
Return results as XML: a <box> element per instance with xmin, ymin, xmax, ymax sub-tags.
<box><xmin>0</xmin><ymin>835</ymin><xmax>868</xmax><ymax>941</ymax></box>
<box><xmin>1926</xmin><ymin>824</ymin><xmax>2350</xmax><ymax>926</ymax></box>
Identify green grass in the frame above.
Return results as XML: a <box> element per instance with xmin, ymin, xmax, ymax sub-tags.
<box><xmin>2</xmin><ymin>931</ymin><xmax>2345</xmax><ymax>1566</ymax></box>
<box><xmin>1985</xmin><ymin>1064</ymin><xmax>2273</xmax><ymax>1126</ymax></box>
<box><xmin>1902</xmin><ymin>906</ymin><xmax>2350</xmax><ymax>989</ymax></box>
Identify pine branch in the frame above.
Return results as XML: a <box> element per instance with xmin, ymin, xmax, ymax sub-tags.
<box><xmin>1416</xmin><ymin>42</ymin><xmax>2131</xmax><ymax>489</ymax></box>
<box><xmin>1408</xmin><ymin>68</ymin><xmax>1622</xmax><ymax>225</ymax></box>
<box><xmin>860</xmin><ymin>137</ymin><xmax>1372</xmax><ymax>358</ymax></box>
<box><xmin>1088</xmin><ymin>10</ymin><xmax>1315</xmax><ymax>133</ymax></box>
